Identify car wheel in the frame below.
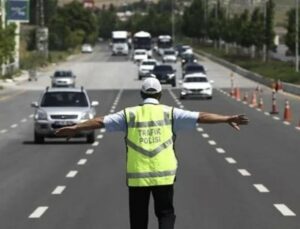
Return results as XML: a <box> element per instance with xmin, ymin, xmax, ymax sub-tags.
<box><xmin>171</xmin><ymin>80</ymin><xmax>176</xmax><ymax>87</ymax></box>
<box><xmin>207</xmin><ymin>96</ymin><xmax>213</xmax><ymax>100</ymax></box>
<box><xmin>138</xmin><ymin>75</ymin><xmax>142</xmax><ymax>80</ymax></box>
<box><xmin>180</xmin><ymin>95</ymin><xmax>185</xmax><ymax>100</ymax></box>
<box><xmin>86</xmin><ymin>131</ymin><xmax>95</xmax><ymax>143</ymax></box>
<box><xmin>34</xmin><ymin>132</ymin><xmax>44</xmax><ymax>144</ymax></box>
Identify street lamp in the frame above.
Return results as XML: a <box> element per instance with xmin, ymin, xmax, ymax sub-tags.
<box><xmin>296</xmin><ymin>0</ymin><xmax>299</xmax><ymax>72</ymax></box>
<box><xmin>171</xmin><ymin>0</ymin><xmax>175</xmax><ymax>43</ymax></box>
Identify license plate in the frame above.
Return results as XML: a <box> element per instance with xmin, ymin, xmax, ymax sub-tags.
<box><xmin>54</xmin><ymin>121</ymin><xmax>74</xmax><ymax>126</ymax></box>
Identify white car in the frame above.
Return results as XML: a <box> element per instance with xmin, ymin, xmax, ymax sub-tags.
<box><xmin>81</xmin><ymin>44</ymin><xmax>93</xmax><ymax>53</ymax></box>
<box><xmin>133</xmin><ymin>49</ymin><xmax>148</xmax><ymax>63</ymax></box>
<box><xmin>180</xmin><ymin>73</ymin><xmax>213</xmax><ymax>99</ymax></box>
<box><xmin>162</xmin><ymin>49</ymin><xmax>177</xmax><ymax>63</ymax></box>
<box><xmin>138</xmin><ymin>59</ymin><xmax>157</xmax><ymax>80</ymax></box>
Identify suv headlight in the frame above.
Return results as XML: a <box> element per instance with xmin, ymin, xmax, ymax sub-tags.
<box><xmin>168</xmin><ymin>73</ymin><xmax>175</xmax><ymax>79</ymax></box>
<box><xmin>81</xmin><ymin>112</ymin><xmax>93</xmax><ymax>120</ymax></box>
<box><xmin>35</xmin><ymin>110</ymin><xmax>47</xmax><ymax>120</ymax></box>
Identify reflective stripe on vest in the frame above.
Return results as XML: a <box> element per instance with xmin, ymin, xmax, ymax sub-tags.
<box><xmin>125</xmin><ymin>104</ymin><xmax>177</xmax><ymax>187</ymax></box>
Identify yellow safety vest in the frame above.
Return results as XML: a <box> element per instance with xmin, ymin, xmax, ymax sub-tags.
<box><xmin>125</xmin><ymin>104</ymin><xmax>177</xmax><ymax>187</ymax></box>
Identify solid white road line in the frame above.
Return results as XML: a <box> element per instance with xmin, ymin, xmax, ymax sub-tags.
<box><xmin>274</xmin><ymin>204</ymin><xmax>296</xmax><ymax>216</ymax></box>
<box><xmin>86</xmin><ymin>149</ymin><xmax>94</xmax><ymax>155</ymax></box>
<box><xmin>51</xmin><ymin>186</ymin><xmax>66</xmax><ymax>195</ymax></box>
<box><xmin>216</xmin><ymin>148</ymin><xmax>226</xmax><ymax>154</ymax></box>
<box><xmin>0</xmin><ymin>129</ymin><xmax>7</xmax><ymax>134</ymax></box>
<box><xmin>253</xmin><ymin>184</ymin><xmax>269</xmax><ymax>193</ymax></box>
<box><xmin>238</xmin><ymin>169</ymin><xmax>251</xmax><ymax>176</ymax></box>
<box><xmin>208</xmin><ymin>140</ymin><xmax>216</xmax><ymax>145</ymax></box>
<box><xmin>92</xmin><ymin>141</ymin><xmax>99</xmax><ymax>146</ymax></box>
<box><xmin>21</xmin><ymin>118</ymin><xmax>27</xmax><ymax>123</ymax></box>
<box><xmin>197</xmin><ymin>127</ymin><xmax>203</xmax><ymax>132</ymax></box>
<box><xmin>10</xmin><ymin>124</ymin><xmax>18</xmax><ymax>128</ymax></box>
<box><xmin>202</xmin><ymin>133</ymin><xmax>209</xmax><ymax>138</ymax></box>
<box><xmin>66</xmin><ymin>170</ymin><xmax>78</xmax><ymax>178</ymax></box>
<box><xmin>225</xmin><ymin>157</ymin><xmax>236</xmax><ymax>164</ymax></box>
<box><xmin>77</xmin><ymin>159</ymin><xmax>87</xmax><ymax>165</ymax></box>
<box><xmin>29</xmin><ymin>206</ymin><xmax>48</xmax><ymax>218</ymax></box>
<box><xmin>97</xmin><ymin>134</ymin><xmax>103</xmax><ymax>139</ymax></box>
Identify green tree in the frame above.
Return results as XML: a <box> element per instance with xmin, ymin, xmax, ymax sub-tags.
<box><xmin>265</xmin><ymin>0</ymin><xmax>275</xmax><ymax>60</ymax></box>
<box><xmin>285</xmin><ymin>8</ymin><xmax>299</xmax><ymax>55</ymax></box>
<box><xmin>0</xmin><ymin>23</ymin><xmax>16</xmax><ymax>67</ymax></box>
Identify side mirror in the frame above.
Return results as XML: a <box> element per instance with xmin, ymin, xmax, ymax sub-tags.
<box><xmin>179</xmin><ymin>80</ymin><xmax>183</xmax><ymax>85</ymax></box>
<box><xmin>91</xmin><ymin>101</ymin><xmax>99</xmax><ymax>107</ymax></box>
<box><xmin>31</xmin><ymin>101</ymin><xmax>39</xmax><ymax>108</ymax></box>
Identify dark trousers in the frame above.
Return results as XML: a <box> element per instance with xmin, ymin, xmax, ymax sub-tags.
<box><xmin>129</xmin><ymin>185</ymin><xmax>176</xmax><ymax>229</ymax></box>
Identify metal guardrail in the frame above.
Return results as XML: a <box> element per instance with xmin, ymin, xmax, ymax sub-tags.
<box><xmin>195</xmin><ymin>49</ymin><xmax>300</xmax><ymax>96</ymax></box>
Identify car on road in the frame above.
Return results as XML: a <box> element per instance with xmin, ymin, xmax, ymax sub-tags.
<box><xmin>51</xmin><ymin>70</ymin><xmax>76</xmax><ymax>88</ymax></box>
<box><xmin>81</xmin><ymin>44</ymin><xmax>93</xmax><ymax>53</ymax></box>
<box><xmin>180</xmin><ymin>73</ymin><xmax>213</xmax><ymax>99</ymax></box>
<box><xmin>138</xmin><ymin>59</ymin><xmax>157</xmax><ymax>80</ymax></box>
<box><xmin>31</xmin><ymin>87</ymin><xmax>99</xmax><ymax>144</ymax></box>
<box><xmin>162</xmin><ymin>49</ymin><xmax>177</xmax><ymax>63</ymax></box>
<box><xmin>176</xmin><ymin>45</ymin><xmax>193</xmax><ymax>57</ymax></box>
<box><xmin>151</xmin><ymin>64</ymin><xmax>176</xmax><ymax>87</ymax></box>
<box><xmin>181</xmin><ymin>53</ymin><xmax>197</xmax><ymax>67</ymax></box>
<box><xmin>182</xmin><ymin>63</ymin><xmax>206</xmax><ymax>78</ymax></box>
<box><xmin>133</xmin><ymin>49</ymin><xmax>148</xmax><ymax>63</ymax></box>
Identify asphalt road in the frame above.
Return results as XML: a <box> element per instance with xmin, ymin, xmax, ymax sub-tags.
<box><xmin>0</xmin><ymin>43</ymin><xmax>300</xmax><ymax>229</ymax></box>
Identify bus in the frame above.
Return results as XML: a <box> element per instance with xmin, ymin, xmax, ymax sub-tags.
<box><xmin>133</xmin><ymin>31</ymin><xmax>152</xmax><ymax>57</ymax></box>
<box><xmin>111</xmin><ymin>31</ymin><xmax>129</xmax><ymax>55</ymax></box>
<box><xmin>157</xmin><ymin>35</ymin><xmax>173</xmax><ymax>56</ymax></box>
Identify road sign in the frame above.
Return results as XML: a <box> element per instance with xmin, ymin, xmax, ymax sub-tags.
<box><xmin>6</xmin><ymin>0</ymin><xmax>30</xmax><ymax>22</ymax></box>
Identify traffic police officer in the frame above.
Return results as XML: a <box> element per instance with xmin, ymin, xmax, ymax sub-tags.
<box><xmin>55</xmin><ymin>78</ymin><xmax>249</xmax><ymax>229</ymax></box>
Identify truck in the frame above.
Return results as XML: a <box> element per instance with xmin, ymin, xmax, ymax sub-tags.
<box><xmin>111</xmin><ymin>31</ymin><xmax>129</xmax><ymax>55</ymax></box>
<box><xmin>157</xmin><ymin>35</ymin><xmax>173</xmax><ymax>56</ymax></box>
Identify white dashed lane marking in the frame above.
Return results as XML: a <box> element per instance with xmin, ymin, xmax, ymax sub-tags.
<box><xmin>283</xmin><ymin>121</ymin><xmax>290</xmax><ymax>125</ymax></box>
<box><xmin>253</xmin><ymin>184</ymin><xmax>269</xmax><ymax>193</ymax></box>
<box><xmin>97</xmin><ymin>134</ymin><xmax>103</xmax><ymax>139</ymax></box>
<box><xmin>216</xmin><ymin>148</ymin><xmax>226</xmax><ymax>154</ymax></box>
<box><xmin>29</xmin><ymin>114</ymin><xmax>34</xmax><ymax>118</ymax></box>
<box><xmin>179</xmin><ymin>105</ymin><xmax>184</xmax><ymax>109</ymax></box>
<box><xmin>274</xmin><ymin>204</ymin><xmax>296</xmax><ymax>216</ymax></box>
<box><xmin>86</xmin><ymin>149</ymin><xmax>94</xmax><ymax>155</ymax></box>
<box><xmin>196</xmin><ymin>127</ymin><xmax>203</xmax><ymax>132</ymax></box>
<box><xmin>10</xmin><ymin>124</ymin><xmax>18</xmax><ymax>128</ymax></box>
<box><xmin>273</xmin><ymin>116</ymin><xmax>280</xmax><ymax>120</ymax></box>
<box><xmin>51</xmin><ymin>186</ymin><xmax>66</xmax><ymax>195</ymax></box>
<box><xmin>208</xmin><ymin>140</ymin><xmax>216</xmax><ymax>145</ymax></box>
<box><xmin>92</xmin><ymin>141</ymin><xmax>99</xmax><ymax>146</ymax></box>
<box><xmin>100</xmin><ymin>129</ymin><xmax>106</xmax><ymax>133</ymax></box>
<box><xmin>264</xmin><ymin>112</ymin><xmax>270</xmax><ymax>116</ymax></box>
<box><xmin>66</xmin><ymin>170</ymin><xmax>78</xmax><ymax>178</ymax></box>
<box><xmin>225</xmin><ymin>157</ymin><xmax>236</xmax><ymax>164</ymax></box>
<box><xmin>21</xmin><ymin>118</ymin><xmax>27</xmax><ymax>123</ymax></box>
<box><xmin>29</xmin><ymin>206</ymin><xmax>48</xmax><ymax>218</ymax></box>
<box><xmin>0</xmin><ymin>129</ymin><xmax>7</xmax><ymax>134</ymax></box>
<box><xmin>77</xmin><ymin>159</ymin><xmax>87</xmax><ymax>165</ymax></box>
<box><xmin>238</xmin><ymin>169</ymin><xmax>251</xmax><ymax>176</ymax></box>
<box><xmin>202</xmin><ymin>133</ymin><xmax>209</xmax><ymax>138</ymax></box>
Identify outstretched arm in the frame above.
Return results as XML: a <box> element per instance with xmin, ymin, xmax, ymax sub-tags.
<box><xmin>55</xmin><ymin>117</ymin><xmax>105</xmax><ymax>138</ymax></box>
<box><xmin>197</xmin><ymin>113</ymin><xmax>249</xmax><ymax>131</ymax></box>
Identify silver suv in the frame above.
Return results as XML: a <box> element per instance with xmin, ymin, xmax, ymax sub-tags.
<box><xmin>51</xmin><ymin>70</ymin><xmax>76</xmax><ymax>87</ymax></box>
<box><xmin>31</xmin><ymin>87</ymin><xmax>99</xmax><ymax>143</ymax></box>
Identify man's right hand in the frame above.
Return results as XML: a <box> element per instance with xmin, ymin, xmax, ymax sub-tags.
<box><xmin>55</xmin><ymin>125</ymin><xmax>78</xmax><ymax>139</ymax></box>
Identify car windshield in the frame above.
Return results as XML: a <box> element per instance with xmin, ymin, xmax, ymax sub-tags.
<box><xmin>54</xmin><ymin>71</ymin><xmax>72</xmax><ymax>78</ymax></box>
<box><xmin>142</xmin><ymin>61</ymin><xmax>156</xmax><ymax>66</ymax></box>
<box><xmin>41</xmin><ymin>92</ymin><xmax>88</xmax><ymax>107</ymax></box>
<box><xmin>164</xmin><ymin>50</ymin><xmax>175</xmax><ymax>55</ymax></box>
<box><xmin>154</xmin><ymin>65</ymin><xmax>173</xmax><ymax>71</ymax></box>
<box><xmin>136</xmin><ymin>51</ymin><xmax>146</xmax><ymax>55</ymax></box>
<box><xmin>184</xmin><ymin>77</ymin><xmax>208</xmax><ymax>82</ymax></box>
<box><xmin>186</xmin><ymin>65</ymin><xmax>205</xmax><ymax>72</ymax></box>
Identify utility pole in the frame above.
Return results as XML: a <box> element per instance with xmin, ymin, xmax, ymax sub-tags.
<box><xmin>1</xmin><ymin>0</ymin><xmax>6</xmax><ymax>76</ymax></box>
<box><xmin>263</xmin><ymin>0</ymin><xmax>267</xmax><ymax>62</ymax></box>
<box><xmin>172</xmin><ymin>0</ymin><xmax>175</xmax><ymax>43</ymax></box>
<box><xmin>296</xmin><ymin>0</ymin><xmax>299</xmax><ymax>72</ymax></box>
<box><xmin>36</xmin><ymin>0</ymin><xmax>48</xmax><ymax>59</ymax></box>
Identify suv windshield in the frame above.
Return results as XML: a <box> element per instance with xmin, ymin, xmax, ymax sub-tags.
<box><xmin>54</xmin><ymin>71</ymin><xmax>72</xmax><ymax>78</ymax></box>
<box><xmin>41</xmin><ymin>92</ymin><xmax>88</xmax><ymax>107</ymax></box>
<box><xmin>154</xmin><ymin>65</ymin><xmax>173</xmax><ymax>72</ymax></box>
<box><xmin>184</xmin><ymin>77</ymin><xmax>208</xmax><ymax>82</ymax></box>
<box><xmin>186</xmin><ymin>65</ymin><xmax>205</xmax><ymax>73</ymax></box>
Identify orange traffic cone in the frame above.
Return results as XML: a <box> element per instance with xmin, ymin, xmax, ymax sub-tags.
<box><xmin>250</xmin><ymin>91</ymin><xmax>257</xmax><ymax>107</ymax></box>
<box><xmin>270</xmin><ymin>91</ymin><xmax>279</xmax><ymax>114</ymax></box>
<box><xmin>283</xmin><ymin>100</ymin><xmax>292</xmax><ymax>122</ymax></box>
<box><xmin>230</xmin><ymin>87</ymin><xmax>235</xmax><ymax>97</ymax></box>
<box><xmin>258</xmin><ymin>97</ymin><xmax>264</xmax><ymax>110</ymax></box>
<box><xmin>243</xmin><ymin>92</ymin><xmax>248</xmax><ymax>104</ymax></box>
<box><xmin>234</xmin><ymin>87</ymin><xmax>241</xmax><ymax>101</ymax></box>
